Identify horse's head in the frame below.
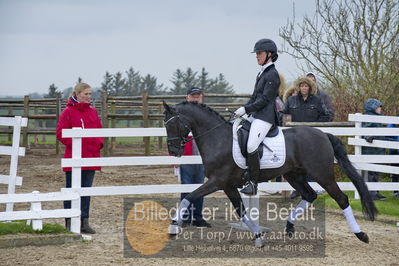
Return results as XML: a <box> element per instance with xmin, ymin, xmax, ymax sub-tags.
<box><xmin>163</xmin><ymin>101</ymin><xmax>191</xmax><ymax>157</ymax></box>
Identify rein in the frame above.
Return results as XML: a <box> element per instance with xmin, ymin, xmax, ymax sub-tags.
<box><xmin>165</xmin><ymin>113</ymin><xmax>229</xmax><ymax>147</ymax></box>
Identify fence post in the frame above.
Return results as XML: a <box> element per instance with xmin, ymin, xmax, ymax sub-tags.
<box><xmin>55</xmin><ymin>96</ymin><xmax>61</xmax><ymax>155</ymax></box>
<box><xmin>33</xmin><ymin>106</ymin><xmax>39</xmax><ymax>145</ymax></box>
<box><xmin>110</xmin><ymin>101</ymin><xmax>116</xmax><ymax>155</ymax></box>
<box><xmin>101</xmin><ymin>92</ymin><xmax>109</xmax><ymax>157</ymax></box>
<box><xmin>29</xmin><ymin>190</ymin><xmax>43</xmax><ymax>230</ymax></box>
<box><xmin>7</xmin><ymin>106</ymin><xmax>12</xmax><ymax>142</ymax></box>
<box><xmin>354</xmin><ymin>113</ymin><xmax>362</xmax><ymax>200</ymax></box>
<box><xmin>70</xmin><ymin>127</ymin><xmax>82</xmax><ymax>233</ymax></box>
<box><xmin>142</xmin><ymin>92</ymin><xmax>150</xmax><ymax>155</ymax></box>
<box><xmin>23</xmin><ymin>95</ymin><xmax>29</xmax><ymax>148</ymax></box>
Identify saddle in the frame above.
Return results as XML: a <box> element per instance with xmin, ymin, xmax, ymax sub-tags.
<box><xmin>236</xmin><ymin>119</ymin><xmax>279</xmax><ymax>159</ymax></box>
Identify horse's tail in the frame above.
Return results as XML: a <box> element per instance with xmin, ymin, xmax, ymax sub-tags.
<box><xmin>326</xmin><ymin>133</ymin><xmax>377</xmax><ymax>221</ymax></box>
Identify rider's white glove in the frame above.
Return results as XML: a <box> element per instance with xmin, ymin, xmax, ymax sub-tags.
<box><xmin>234</xmin><ymin>107</ymin><xmax>246</xmax><ymax>117</ymax></box>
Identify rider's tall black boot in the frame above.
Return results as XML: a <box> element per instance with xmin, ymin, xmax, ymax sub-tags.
<box><xmin>240</xmin><ymin>150</ymin><xmax>260</xmax><ymax>195</ymax></box>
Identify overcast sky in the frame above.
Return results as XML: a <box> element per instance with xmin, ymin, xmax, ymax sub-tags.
<box><xmin>0</xmin><ymin>0</ymin><xmax>315</xmax><ymax>96</ymax></box>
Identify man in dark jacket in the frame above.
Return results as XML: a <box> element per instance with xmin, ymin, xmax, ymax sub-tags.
<box><xmin>178</xmin><ymin>87</ymin><xmax>211</xmax><ymax>228</ymax></box>
<box><xmin>362</xmin><ymin>98</ymin><xmax>387</xmax><ymax>200</ymax></box>
<box><xmin>234</xmin><ymin>38</ymin><xmax>280</xmax><ymax>195</ymax></box>
<box><xmin>306</xmin><ymin>72</ymin><xmax>335</xmax><ymax>121</ymax></box>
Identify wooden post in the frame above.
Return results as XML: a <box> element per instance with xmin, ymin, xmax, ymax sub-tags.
<box><xmin>101</xmin><ymin>92</ymin><xmax>108</xmax><ymax>157</ymax></box>
<box><xmin>34</xmin><ymin>107</ymin><xmax>39</xmax><ymax>145</ymax></box>
<box><xmin>22</xmin><ymin>95</ymin><xmax>29</xmax><ymax>148</ymax></box>
<box><xmin>158</xmin><ymin>105</ymin><xmax>163</xmax><ymax>150</ymax></box>
<box><xmin>142</xmin><ymin>92</ymin><xmax>150</xmax><ymax>155</ymax></box>
<box><xmin>7</xmin><ymin>106</ymin><xmax>12</xmax><ymax>142</ymax></box>
<box><xmin>110</xmin><ymin>101</ymin><xmax>116</xmax><ymax>155</ymax></box>
<box><xmin>55</xmin><ymin>96</ymin><xmax>61</xmax><ymax>155</ymax></box>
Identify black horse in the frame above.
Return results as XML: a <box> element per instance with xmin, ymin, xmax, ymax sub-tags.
<box><xmin>163</xmin><ymin>101</ymin><xmax>376</xmax><ymax>247</ymax></box>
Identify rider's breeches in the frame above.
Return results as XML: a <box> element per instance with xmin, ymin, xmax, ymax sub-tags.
<box><xmin>247</xmin><ymin>118</ymin><xmax>272</xmax><ymax>153</ymax></box>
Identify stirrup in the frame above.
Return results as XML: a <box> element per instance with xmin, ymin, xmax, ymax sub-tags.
<box><xmin>240</xmin><ymin>181</ymin><xmax>258</xmax><ymax>195</ymax></box>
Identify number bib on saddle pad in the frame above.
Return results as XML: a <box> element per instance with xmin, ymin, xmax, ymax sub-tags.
<box><xmin>232</xmin><ymin>117</ymin><xmax>286</xmax><ymax>169</ymax></box>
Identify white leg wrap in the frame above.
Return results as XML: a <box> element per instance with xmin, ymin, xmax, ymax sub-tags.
<box><xmin>173</xmin><ymin>198</ymin><xmax>190</xmax><ymax>224</ymax></box>
<box><xmin>343</xmin><ymin>206</ymin><xmax>361</xmax><ymax>233</ymax></box>
<box><xmin>288</xmin><ymin>200</ymin><xmax>311</xmax><ymax>224</ymax></box>
<box><xmin>242</xmin><ymin>214</ymin><xmax>260</xmax><ymax>234</ymax></box>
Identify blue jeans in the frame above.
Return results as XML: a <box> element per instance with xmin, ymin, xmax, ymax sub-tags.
<box><xmin>367</xmin><ymin>171</ymin><xmax>380</xmax><ymax>197</ymax></box>
<box><xmin>180</xmin><ymin>164</ymin><xmax>205</xmax><ymax>222</ymax></box>
<box><xmin>64</xmin><ymin>170</ymin><xmax>95</xmax><ymax>219</ymax></box>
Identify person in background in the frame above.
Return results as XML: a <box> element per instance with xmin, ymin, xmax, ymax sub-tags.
<box><xmin>56</xmin><ymin>82</ymin><xmax>103</xmax><ymax>233</ymax></box>
<box><xmin>275</xmin><ymin>74</ymin><xmax>286</xmax><ymax>126</ymax></box>
<box><xmin>306</xmin><ymin>72</ymin><xmax>335</xmax><ymax>121</ymax></box>
<box><xmin>274</xmin><ymin>74</ymin><xmax>286</xmax><ymax>185</ymax></box>
<box><xmin>362</xmin><ymin>98</ymin><xmax>387</xmax><ymax>200</ymax></box>
<box><xmin>177</xmin><ymin>87</ymin><xmax>211</xmax><ymax>228</ymax></box>
<box><xmin>281</xmin><ymin>76</ymin><xmax>329</xmax><ymax>199</ymax></box>
<box><xmin>283</xmin><ymin>82</ymin><xmax>298</xmax><ymax>103</ymax></box>
<box><xmin>281</xmin><ymin>76</ymin><xmax>329</xmax><ymax>123</ymax></box>
<box><xmin>387</xmin><ymin>114</ymin><xmax>399</xmax><ymax>198</ymax></box>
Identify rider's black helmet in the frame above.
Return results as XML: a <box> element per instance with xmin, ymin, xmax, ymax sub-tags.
<box><xmin>252</xmin><ymin>38</ymin><xmax>278</xmax><ymax>62</ymax></box>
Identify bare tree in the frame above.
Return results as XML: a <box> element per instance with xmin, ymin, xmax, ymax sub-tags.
<box><xmin>280</xmin><ymin>0</ymin><xmax>399</xmax><ymax>117</ymax></box>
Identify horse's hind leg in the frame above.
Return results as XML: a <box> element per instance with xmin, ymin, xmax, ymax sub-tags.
<box><xmin>318</xmin><ymin>178</ymin><xmax>369</xmax><ymax>243</ymax></box>
<box><xmin>284</xmin><ymin>173</ymin><xmax>318</xmax><ymax>237</ymax></box>
<box><xmin>224</xmin><ymin>186</ymin><xmax>264</xmax><ymax>248</ymax></box>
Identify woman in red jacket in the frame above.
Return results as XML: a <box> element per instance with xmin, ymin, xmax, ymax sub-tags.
<box><xmin>56</xmin><ymin>82</ymin><xmax>103</xmax><ymax>234</ymax></box>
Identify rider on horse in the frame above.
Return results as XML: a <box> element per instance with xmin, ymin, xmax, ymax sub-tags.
<box><xmin>234</xmin><ymin>38</ymin><xmax>281</xmax><ymax>195</ymax></box>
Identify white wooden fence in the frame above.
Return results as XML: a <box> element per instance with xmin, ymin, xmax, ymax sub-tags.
<box><xmin>1</xmin><ymin>114</ymin><xmax>399</xmax><ymax>233</ymax></box>
<box><xmin>0</xmin><ymin>191</ymin><xmax>80</xmax><ymax>230</ymax></box>
<box><xmin>0</xmin><ymin>116</ymin><xmax>80</xmax><ymax>231</ymax></box>
<box><xmin>0</xmin><ymin>116</ymin><xmax>28</xmax><ymax>212</ymax></box>
<box><xmin>58</xmin><ymin>113</ymin><xmax>399</xmax><ymax>233</ymax></box>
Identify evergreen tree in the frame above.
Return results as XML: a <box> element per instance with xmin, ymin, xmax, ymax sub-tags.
<box><xmin>169</xmin><ymin>67</ymin><xmax>235</xmax><ymax>100</ymax></box>
<box><xmin>197</xmin><ymin>67</ymin><xmax>213</xmax><ymax>89</ymax></box>
<box><xmin>112</xmin><ymin>72</ymin><xmax>126</xmax><ymax>96</ymax></box>
<box><xmin>124</xmin><ymin>67</ymin><xmax>142</xmax><ymax>96</ymax></box>
<box><xmin>170</xmin><ymin>69</ymin><xmax>185</xmax><ymax>94</ymax></box>
<box><xmin>207</xmin><ymin>73</ymin><xmax>234</xmax><ymax>94</ymax></box>
<box><xmin>140</xmin><ymin>74</ymin><xmax>166</xmax><ymax>95</ymax></box>
<box><xmin>44</xmin><ymin>83</ymin><xmax>62</xmax><ymax>98</ymax></box>
<box><xmin>101</xmin><ymin>72</ymin><xmax>114</xmax><ymax>96</ymax></box>
<box><xmin>182</xmin><ymin>67</ymin><xmax>198</xmax><ymax>92</ymax></box>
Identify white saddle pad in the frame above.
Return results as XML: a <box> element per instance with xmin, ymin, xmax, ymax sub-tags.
<box><xmin>232</xmin><ymin>118</ymin><xmax>286</xmax><ymax>169</ymax></box>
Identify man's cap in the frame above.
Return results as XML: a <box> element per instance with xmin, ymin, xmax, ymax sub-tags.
<box><xmin>186</xmin><ymin>87</ymin><xmax>203</xmax><ymax>95</ymax></box>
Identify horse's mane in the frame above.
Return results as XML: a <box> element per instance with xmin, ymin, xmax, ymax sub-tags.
<box><xmin>178</xmin><ymin>101</ymin><xmax>228</xmax><ymax>123</ymax></box>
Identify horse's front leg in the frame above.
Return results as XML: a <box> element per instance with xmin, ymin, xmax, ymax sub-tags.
<box><xmin>169</xmin><ymin>179</ymin><xmax>220</xmax><ymax>235</ymax></box>
<box><xmin>224</xmin><ymin>186</ymin><xmax>264</xmax><ymax>248</ymax></box>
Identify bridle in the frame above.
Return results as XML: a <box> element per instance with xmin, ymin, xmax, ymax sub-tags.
<box><xmin>164</xmin><ymin>112</ymin><xmax>228</xmax><ymax>153</ymax></box>
<box><xmin>164</xmin><ymin>114</ymin><xmax>193</xmax><ymax>152</ymax></box>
